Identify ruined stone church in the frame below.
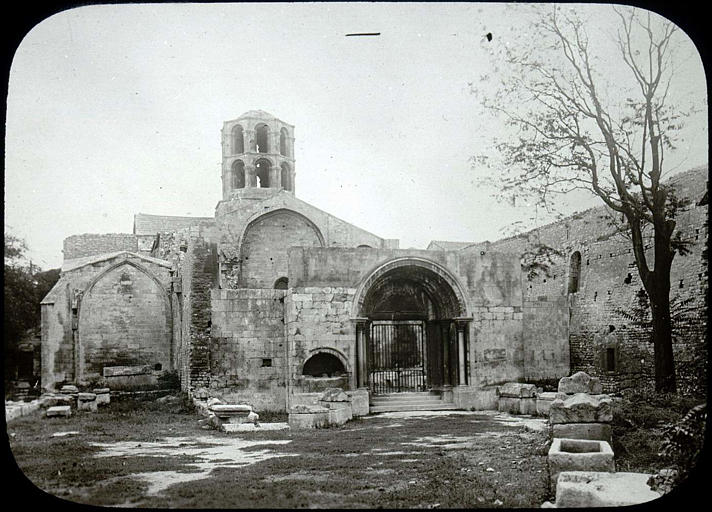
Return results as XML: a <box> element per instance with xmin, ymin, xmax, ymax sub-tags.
<box><xmin>40</xmin><ymin>110</ymin><xmax>708</xmax><ymax>410</ymax></box>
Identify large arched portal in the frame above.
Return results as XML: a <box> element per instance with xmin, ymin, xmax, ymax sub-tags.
<box><xmin>354</xmin><ymin>260</ymin><xmax>468</xmax><ymax>394</ymax></box>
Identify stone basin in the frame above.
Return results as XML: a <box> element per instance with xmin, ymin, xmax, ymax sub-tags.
<box><xmin>548</xmin><ymin>438</ymin><xmax>615</xmax><ymax>493</ymax></box>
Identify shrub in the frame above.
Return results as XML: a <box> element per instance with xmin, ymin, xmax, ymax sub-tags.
<box><xmin>659</xmin><ymin>403</ymin><xmax>707</xmax><ymax>483</ymax></box>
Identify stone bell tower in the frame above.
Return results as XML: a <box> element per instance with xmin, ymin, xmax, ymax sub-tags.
<box><xmin>220</xmin><ymin>110</ymin><xmax>296</xmax><ymax>200</ymax></box>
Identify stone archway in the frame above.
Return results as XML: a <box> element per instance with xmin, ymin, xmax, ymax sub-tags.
<box><xmin>352</xmin><ymin>258</ymin><xmax>469</xmax><ymax>394</ymax></box>
<box><xmin>77</xmin><ymin>260</ymin><xmax>172</xmax><ymax>382</ymax></box>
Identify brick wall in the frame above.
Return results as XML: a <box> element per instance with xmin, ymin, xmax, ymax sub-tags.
<box><xmin>181</xmin><ymin>237</ymin><xmax>216</xmax><ymax>393</ymax></box>
<box><xmin>64</xmin><ymin>234</ymin><xmax>138</xmax><ymax>260</ymax></box>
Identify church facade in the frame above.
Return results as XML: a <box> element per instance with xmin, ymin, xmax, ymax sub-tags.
<box><xmin>40</xmin><ymin>110</ymin><xmax>706</xmax><ymax>410</ymax></box>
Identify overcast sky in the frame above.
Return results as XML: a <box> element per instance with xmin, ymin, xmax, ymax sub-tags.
<box><xmin>5</xmin><ymin>2</ymin><xmax>707</xmax><ymax>269</ymax></box>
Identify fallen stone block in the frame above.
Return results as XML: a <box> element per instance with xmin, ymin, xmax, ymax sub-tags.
<box><xmin>223</xmin><ymin>422</ymin><xmax>290</xmax><ymax>433</ymax></box>
<box><xmin>60</xmin><ymin>385</ymin><xmax>79</xmax><ymax>394</ymax></box>
<box><xmin>558</xmin><ymin>372</ymin><xmax>602</xmax><ymax>395</ymax></box>
<box><xmin>207</xmin><ymin>397</ymin><xmax>225</xmax><ymax>408</ymax></box>
<box><xmin>319</xmin><ymin>388</ymin><xmax>350</xmax><ymax>402</ymax></box>
<box><xmin>93</xmin><ymin>388</ymin><xmax>110</xmax><ymax>405</ymax></box>
<box><xmin>347</xmin><ymin>389</ymin><xmax>370</xmax><ymax>417</ymax></box>
<box><xmin>209</xmin><ymin>404</ymin><xmax>254</xmax><ymax>424</ymax></box>
<box><xmin>46</xmin><ymin>406</ymin><xmax>72</xmax><ymax>418</ymax></box>
<box><xmin>549</xmin><ymin>393</ymin><xmax>612</xmax><ymax>425</ymax></box>
<box><xmin>318</xmin><ymin>401</ymin><xmax>352</xmax><ymax>425</ymax></box>
<box><xmin>77</xmin><ymin>393</ymin><xmax>98</xmax><ymax>412</ymax></box>
<box><xmin>498</xmin><ymin>396</ymin><xmax>537</xmax><ymax>415</ymax></box>
<box><xmin>498</xmin><ymin>382</ymin><xmax>538</xmax><ymax>398</ymax></box>
<box><xmin>288</xmin><ymin>404</ymin><xmax>330</xmax><ymax>429</ymax></box>
<box><xmin>536</xmin><ymin>392</ymin><xmax>558</xmax><ymax>416</ymax></box>
<box><xmin>552</xmin><ymin>423</ymin><xmax>611</xmax><ymax>443</ymax></box>
<box><xmin>39</xmin><ymin>394</ymin><xmax>74</xmax><ymax>408</ymax></box>
<box><xmin>548</xmin><ymin>438</ymin><xmax>615</xmax><ymax>493</ymax></box>
<box><xmin>555</xmin><ymin>471</ymin><xmax>659</xmax><ymax>507</ymax></box>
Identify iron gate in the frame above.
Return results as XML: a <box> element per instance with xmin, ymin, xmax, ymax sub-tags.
<box><xmin>368</xmin><ymin>320</ymin><xmax>426</xmax><ymax>394</ymax></box>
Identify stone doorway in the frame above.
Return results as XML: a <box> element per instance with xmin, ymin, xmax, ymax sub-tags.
<box><xmin>353</xmin><ymin>259</ymin><xmax>469</xmax><ymax>396</ymax></box>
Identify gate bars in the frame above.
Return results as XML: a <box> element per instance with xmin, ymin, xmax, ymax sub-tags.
<box><xmin>368</xmin><ymin>320</ymin><xmax>426</xmax><ymax>394</ymax></box>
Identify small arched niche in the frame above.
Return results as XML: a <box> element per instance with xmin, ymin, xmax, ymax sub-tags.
<box><xmin>274</xmin><ymin>277</ymin><xmax>288</xmax><ymax>290</ymax></box>
<box><xmin>302</xmin><ymin>352</ymin><xmax>346</xmax><ymax>377</ymax></box>
<box><xmin>255</xmin><ymin>123</ymin><xmax>269</xmax><ymax>153</ymax></box>
<box><xmin>232</xmin><ymin>124</ymin><xmax>244</xmax><ymax>154</ymax></box>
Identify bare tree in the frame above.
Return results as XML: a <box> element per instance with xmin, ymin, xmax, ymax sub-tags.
<box><xmin>473</xmin><ymin>5</ymin><xmax>703</xmax><ymax>392</ymax></box>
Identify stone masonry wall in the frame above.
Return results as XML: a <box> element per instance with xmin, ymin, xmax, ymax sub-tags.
<box><xmin>285</xmin><ymin>287</ymin><xmax>356</xmax><ymax>395</ymax></box>
<box><xmin>39</xmin><ymin>253</ymin><xmax>172</xmax><ymax>389</ymax></box>
<box><xmin>210</xmin><ymin>288</ymin><xmax>287</xmax><ymax>410</ymax></box>
<box><xmin>64</xmin><ymin>234</ymin><xmax>138</xmax><ymax>260</ymax></box>
<box><xmin>522</xmin><ymin>296</ymin><xmax>569</xmax><ymax>381</ymax></box>
<box><xmin>240</xmin><ymin>210</ymin><xmax>323</xmax><ymax>288</ymax></box>
<box><xmin>78</xmin><ymin>263</ymin><xmax>172</xmax><ymax>380</ymax></box>
<box><xmin>469</xmin><ymin>166</ymin><xmax>708</xmax><ymax>393</ymax></box>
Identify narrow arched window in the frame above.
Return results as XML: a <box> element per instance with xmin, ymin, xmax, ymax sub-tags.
<box><xmin>568</xmin><ymin>251</ymin><xmax>582</xmax><ymax>293</ymax></box>
<box><xmin>232</xmin><ymin>125</ymin><xmax>244</xmax><ymax>154</ymax></box>
<box><xmin>255</xmin><ymin>124</ymin><xmax>269</xmax><ymax>153</ymax></box>
<box><xmin>232</xmin><ymin>160</ymin><xmax>245</xmax><ymax>189</ymax></box>
<box><xmin>280</xmin><ymin>163</ymin><xmax>291</xmax><ymax>191</ymax></box>
<box><xmin>255</xmin><ymin>158</ymin><xmax>271</xmax><ymax>187</ymax></box>
<box><xmin>280</xmin><ymin>127</ymin><xmax>288</xmax><ymax>156</ymax></box>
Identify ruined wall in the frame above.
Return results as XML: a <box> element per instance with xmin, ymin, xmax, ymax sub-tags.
<box><xmin>181</xmin><ymin>237</ymin><xmax>217</xmax><ymax>394</ymax></box>
<box><xmin>210</xmin><ymin>289</ymin><xmax>287</xmax><ymax>410</ymax></box>
<box><xmin>470</xmin><ymin>166</ymin><xmax>708</xmax><ymax>393</ymax></box>
<box><xmin>78</xmin><ymin>263</ymin><xmax>172</xmax><ymax>379</ymax></box>
<box><xmin>39</xmin><ymin>253</ymin><xmax>172</xmax><ymax>389</ymax></box>
<box><xmin>63</xmin><ymin>234</ymin><xmax>139</xmax><ymax>260</ymax></box>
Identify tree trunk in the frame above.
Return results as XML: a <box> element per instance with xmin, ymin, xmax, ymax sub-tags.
<box><xmin>643</xmin><ymin>220</ymin><xmax>677</xmax><ymax>393</ymax></box>
<box><xmin>649</xmin><ymin>285</ymin><xmax>677</xmax><ymax>392</ymax></box>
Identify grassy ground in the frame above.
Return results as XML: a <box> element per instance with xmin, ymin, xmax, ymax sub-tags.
<box><xmin>8</xmin><ymin>395</ymin><xmax>551</xmax><ymax>508</ymax></box>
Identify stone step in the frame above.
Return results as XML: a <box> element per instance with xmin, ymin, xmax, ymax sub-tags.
<box><xmin>369</xmin><ymin>402</ymin><xmax>459</xmax><ymax>413</ymax></box>
<box><xmin>371</xmin><ymin>396</ymin><xmax>444</xmax><ymax>405</ymax></box>
<box><xmin>372</xmin><ymin>392</ymin><xmax>443</xmax><ymax>398</ymax></box>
